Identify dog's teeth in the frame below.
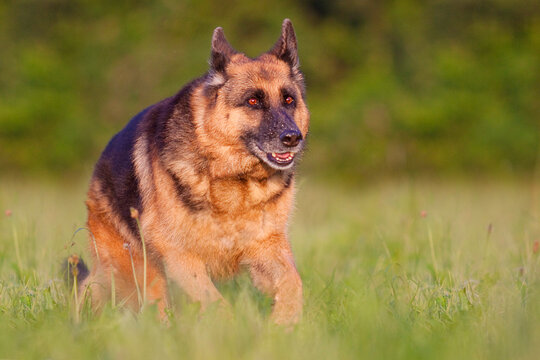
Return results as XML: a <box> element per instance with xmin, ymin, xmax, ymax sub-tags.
<box><xmin>268</xmin><ymin>151</ymin><xmax>295</xmax><ymax>164</ymax></box>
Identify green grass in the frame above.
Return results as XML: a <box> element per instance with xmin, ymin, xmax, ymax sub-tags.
<box><xmin>0</xmin><ymin>176</ymin><xmax>539</xmax><ymax>359</ymax></box>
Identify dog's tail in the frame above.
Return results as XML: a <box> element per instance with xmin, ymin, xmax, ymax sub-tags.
<box><xmin>63</xmin><ymin>254</ymin><xmax>90</xmax><ymax>288</ymax></box>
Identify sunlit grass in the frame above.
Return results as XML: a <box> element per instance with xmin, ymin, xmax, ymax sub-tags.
<box><xmin>0</xmin><ymin>177</ymin><xmax>539</xmax><ymax>359</ymax></box>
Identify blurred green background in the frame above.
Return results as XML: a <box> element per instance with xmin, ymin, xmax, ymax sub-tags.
<box><xmin>1</xmin><ymin>0</ymin><xmax>539</xmax><ymax>179</ymax></box>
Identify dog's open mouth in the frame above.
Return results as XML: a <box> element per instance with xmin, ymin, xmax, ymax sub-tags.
<box><xmin>267</xmin><ymin>152</ymin><xmax>295</xmax><ymax>166</ymax></box>
<box><xmin>248</xmin><ymin>141</ymin><xmax>299</xmax><ymax>170</ymax></box>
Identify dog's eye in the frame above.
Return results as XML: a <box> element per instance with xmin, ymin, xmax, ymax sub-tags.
<box><xmin>248</xmin><ymin>98</ymin><xmax>259</xmax><ymax>106</ymax></box>
<box><xmin>284</xmin><ymin>96</ymin><xmax>294</xmax><ymax>105</ymax></box>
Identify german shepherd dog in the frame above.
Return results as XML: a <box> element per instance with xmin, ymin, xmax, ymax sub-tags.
<box><xmin>78</xmin><ymin>19</ymin><xmax>309</xmax><ymax>325</ymax></box>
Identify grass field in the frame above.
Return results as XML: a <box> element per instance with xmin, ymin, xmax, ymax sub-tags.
<box><xmin>0</xmin><ymin>176</ymin><xmax>539</xmax><ymax>359</ymax></box>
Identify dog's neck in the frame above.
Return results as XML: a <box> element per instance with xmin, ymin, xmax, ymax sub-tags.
<box><xmin>162</xmin><ymin>150</ymin><xmax>293</xmax><ymax>214</ymax></box>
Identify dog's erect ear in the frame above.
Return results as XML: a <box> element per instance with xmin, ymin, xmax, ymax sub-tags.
<box><xmin>268</xmin><ymin>19</ymin><xmax>299</xmax><ymax>70</ymax></box>
<box><xmin>210</xmin><ymin>27</ymin><xmax>237</xmax><ymax>74</ymax></box>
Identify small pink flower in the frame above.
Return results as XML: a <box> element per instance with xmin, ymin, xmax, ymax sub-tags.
<box><xmin>130</xmin><ymin>207</ymin><xmax>139</xmax><ymax>219</ymax></box>
<box><xmin>68</xmin><ymin>254</ymin><xmax>80</xmax><ymax>266</ymax></box>
<box><xmin>5</xmin><ymin>209</ymin><xmax>12</xmax><ymax>217</ymax></box>
<box><xmin>533</xmin><ymin>240</ymin><xmax>539</xmax><ymax>254</ymax></box>
<box><xmin>420</xmin><ymin>210</ymin><xmax>427</xmax><ymax>218</ymax></box>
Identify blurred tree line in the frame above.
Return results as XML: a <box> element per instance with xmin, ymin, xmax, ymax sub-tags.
<box><xmin>0</xmin><ymin>0</ymin><xmax>539</xmax><ymax>179</ymax></box>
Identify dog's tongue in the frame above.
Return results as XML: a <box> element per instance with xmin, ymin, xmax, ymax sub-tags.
<box><xmin>274</xmin><ymin>152</ymin><xmax>292</xmax><ymax>160</ymax></box>
<box><xmin>269</xmin><ymin>152</ymin><xmax>295</xmax><ymax>164</ymax></box>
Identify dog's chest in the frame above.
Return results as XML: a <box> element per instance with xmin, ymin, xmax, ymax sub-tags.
<box><xmin>207</xmin><ymin>176</ymin><xmax>286</xmax><ymax>213</ymax></box>
<box><xmin>181</xmin><ymin>206</ymin><xmax>274</xmax><ymax>278</ymax></box>
<box><xmin>151</xmin><ymin>171</ymin><xmax>291</xmax><ymax>276</ymax></box>
<box><xmin>187</xmin><ymin>177</ymin><xmax>289</xmax><ymax>264</ymax></box>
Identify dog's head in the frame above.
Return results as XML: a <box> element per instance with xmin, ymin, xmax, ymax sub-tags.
<box><xmin>200</xmin><ymin>19</ymin><xmax>309</xmax><ymax>172</ymax></box>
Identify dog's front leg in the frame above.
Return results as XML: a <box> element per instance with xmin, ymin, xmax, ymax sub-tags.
<box><xmin>246</xmin><ymin>236</ymin><xmax>303</xmax><ymax>325</ymax></box>
<box><xmin>164</xmin><ymin>252</ymin><xmax>224</xmax><ymax>309</ymax></box>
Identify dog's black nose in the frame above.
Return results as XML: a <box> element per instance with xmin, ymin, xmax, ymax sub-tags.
<box><xmin>280</xmin><ymin>130</ymin><xmax>303</xmax><ymax>147</ymax></box>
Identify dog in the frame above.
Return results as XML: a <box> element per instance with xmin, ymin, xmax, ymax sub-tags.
<box><xmin>77</xmin><ymin>19</ymin><xmax>309</xmax><ymax>325</ymax></box>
